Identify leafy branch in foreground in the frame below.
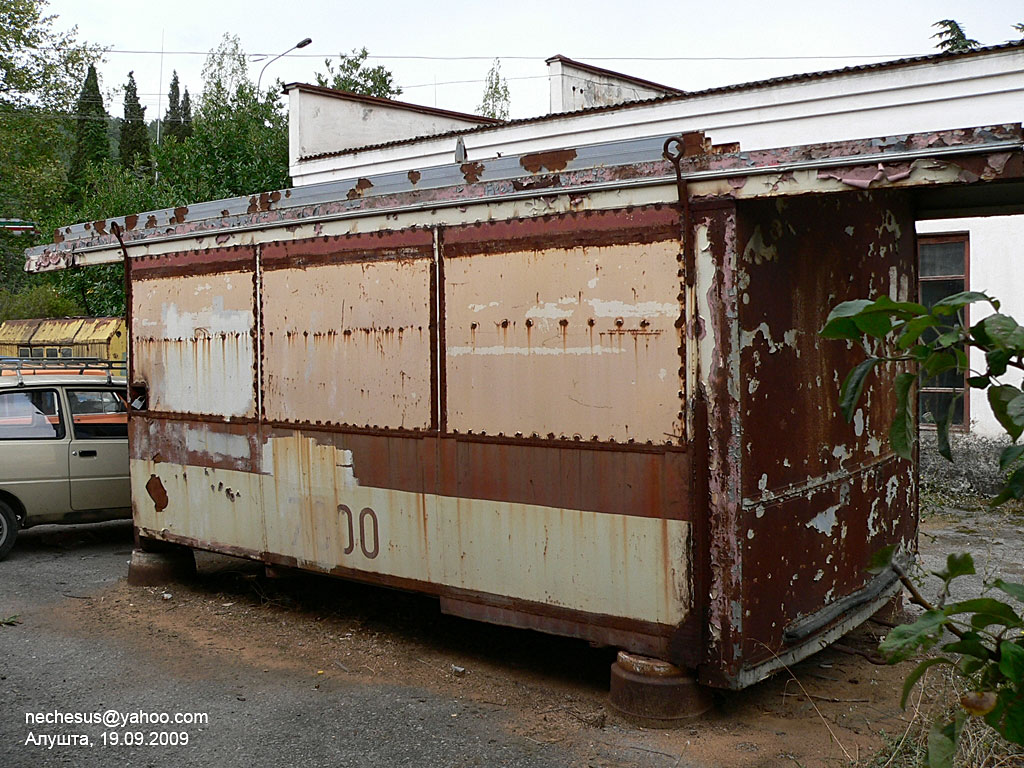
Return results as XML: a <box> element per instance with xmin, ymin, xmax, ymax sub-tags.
<box><xmin>868</xmin><ymin>547</ymin><xmax>1024</xmax><ymax>764</ymax></box>
<box><xmin>823</xmin><ymin>290</ymin><xmax>1024</xmax><ymax>766</ymax></box>
<box><xmin>822</xmin><ymin>290</ymin><xmax>1024</xmax><ymax>505</ymax></box>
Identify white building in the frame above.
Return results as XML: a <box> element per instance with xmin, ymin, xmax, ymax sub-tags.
<box><xmin>285</xmin><ymin>44</ymin><xmax>1024</xmax><ymax>438</ymax></box>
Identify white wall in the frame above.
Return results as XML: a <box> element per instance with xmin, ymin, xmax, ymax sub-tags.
<box><xmin>291</xmin><ymin>47</ymin><xmax>1024</xmax><ymax>185</ymax></box>
<box><xmin>547</xmin><ymin>58</ymin><xmax>674</xmax><ymax>113</ymax></box>
<box><xmin>917</xmin><ymin>215</ymin><xmax>1024</xmax><ymax>437</ymax></box>
<box><xmin>287</xmin><ymin>87</ymin><xmax>493</xmax><ymax>171</ymax></box>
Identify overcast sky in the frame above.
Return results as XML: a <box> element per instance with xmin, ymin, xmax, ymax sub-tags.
<box><xmin>45</xmin><ymin>0</ymin><xmax>1024</xmax><ymax>120</ymax></box>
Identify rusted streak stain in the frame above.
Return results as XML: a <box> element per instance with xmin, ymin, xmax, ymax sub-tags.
<box><xmin>145</xmin><ymin>215</ymin><xmax>158</xmax><ymax>229</ymax></box>
<box><xmin>124</xmin><ymin>214</ymin><xmax>138</xmax><ymax>231</ymax></box>
<box><xmin>460</xmin><ymin>162</ymin><xmax>485</xmax><ymax>184</ymax></box>
<box><xmin>171</xmin><ymin>206</ymin><xmax>189</xmax><ymax>225</ymax></box>
<box><xmin>145</xmin><ymin>474</ymin><xmax>168</xmax><ymax>511</ymax></box>
<box><xmin>92</xmin><ymin>220</ymin><xmax>107</xmax><ymax>235</ymax></box>
<box><xmin>520</xmin><ymin>148</ymin><xmax>577</xmax><ymax>173</ymax></box>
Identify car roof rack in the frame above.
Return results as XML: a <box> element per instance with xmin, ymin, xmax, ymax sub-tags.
<box><xmin>0</xmin><ymin>358</ymin><xmax>128</xmax><ymax>386</ymax></box>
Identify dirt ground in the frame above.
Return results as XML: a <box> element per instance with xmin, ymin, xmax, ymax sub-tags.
<box><xmin>48</xmin><ymin>559</ymin><xmax>941</xmax><ymax>766</ymax></box>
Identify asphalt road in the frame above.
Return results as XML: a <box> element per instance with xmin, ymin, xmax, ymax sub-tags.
<box><xmin>0</xmin><ymin>522</ymin><xmax>576</xmax><ymax>768</ymax></box>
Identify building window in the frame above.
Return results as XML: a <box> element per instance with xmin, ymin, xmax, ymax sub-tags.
<box><xmin>918</xmin><ymin>233</ymin><xmax>969</xmax><ymax>429</ymax></box>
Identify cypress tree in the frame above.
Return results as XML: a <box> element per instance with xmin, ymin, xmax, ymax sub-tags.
<box><xmin>68</xmin><ymin>64</ymin><xmax>110</xmax><ymax>203</ymax></box>
<box><xmin>119</xmin><ymin>71</ymin><xmax>150</xmax><ymax>170</ymax></box>
<box><xmin>163</xmin><ymin>70</ymin><xmax>183</xmax><ymax>141</ymax></box>
<box><xmin>179</xmin><ymin>87</ymin><xmax>193</xmax><ymax>139</ymax></box>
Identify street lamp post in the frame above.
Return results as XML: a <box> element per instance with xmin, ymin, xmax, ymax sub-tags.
<box><xmin>257</xmin><ymin>37</ymin><xmax>312</xmax><ymax>92</ymax></box>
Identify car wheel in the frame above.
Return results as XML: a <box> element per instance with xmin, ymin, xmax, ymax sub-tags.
<box><xmin>0</xmin><ymin>500</ymin><xmax>18</xmax><ymax>561</ymax></box>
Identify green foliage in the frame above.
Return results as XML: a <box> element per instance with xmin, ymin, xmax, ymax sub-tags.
<box><xmin>161</xmin><ymin>72</ymin><xmax>192</xmax><ymax>143</ymax></box>
<box><xmin>179</xmin><ymin>88</ymin><xmax>192</xmax><ymax>139</ymax></box>
<box><xmin>315</xmin><ymin>47</ymin><xmax>402</xmax><ymax>99</ymax></box>
<box><xmin>478</xmin><ymin>58</ymin><xmax>510</xmax><ymax>121</ymax></box>
<box><xmin>67</xmin><ymin>63</ymin><xmax>110</xmax><ymax>204</ymax></box>
<box><xmin>869</xmin><ymin>549</ymin><xmax>1024</xmax><ymax>765</ymax></box>
<box><xmin>118</xmin><ymin>71</ymin><xmax>150</xmax><ymax>172</ymax></box>
<box><xmin>0</xmin><ymin>0</ymin><xmax>102</xmax><ymax>110</ymax></box>
<box><xmin>822</xmin><ymin>291</ymin><xmax>1012</xmax><ymax>469</ymax></box>
<box><xmin>2</xmin><ymin>20</ymin><xmax>399</xmax><ymax>320</ymax></box>
<box><xmin>825</xmin><ymin>293</ymin><xmax>1024</xmax><ymax>764</ymax></box>
<box><xmin>0</xmin><ymin>281</ymin><xmax>82</xmax><ymax>323</ymax></box>
<box><xmin>932</xmin><ymin>20</ymin><xmax>981</xmax><ymax>53</ymax></box>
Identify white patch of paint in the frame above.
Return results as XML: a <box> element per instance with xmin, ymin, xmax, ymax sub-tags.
<box><xmin>748</xmin><ymin>378</ymin><xmax>760</xmax><ymax>395</ymax></box>
<box><xmin>185</xmin><ymin>426</ymin><xmax>249</xmax><ymax>461</ymax></box>
<box><xmin>161</xmin><ymin>296</ymin><xmax>250</xmax><ymax>338</ymax></box>
<box><xmin>587</xmin><ymin>277</ymin><xmax>599</xmax><ymax>289</ymax></box>
<box><xmin>585</xmin><ymin>298</ymin><xmax>676</xmax><ymax>318</ymax></box>
<box><xmin>742</xmin><ymin>224</ymin><xmax>778</xmax><ymax>264</ymax></box>
<box><xmin>806</xmin><ymin>504</ymin><xmax>839</xmax><ymax>535</ymax></box>
<box><xmin>813</xmin><ymin>569</ymin><xmax>824</xmax><ymax>582</ymax></box>
<box><xmin>747</xmin><ymin>529</ymin><xmax>754</xmax><ymax>539</ymax></box>
<box><xmin>885</xmin><ymin>474</ymin><xmax>900</xmax><ymax>505</ymax></box>
<box><xmin>449</xmin><ymin>345</ymin><xmax>624</xmax><ymax>357</ymax></box>
<box><xmin>658</xmin><ymin>368</ymin><xmax>668</xmax><ymax>381</ymax></box>
<box><xmin>525</xmin><ymin>302</ymin><xmax>574</xmax><ymax>320</ymax></box>
<box><xmin>845</xmin><ymin>226</ymin><xmax>855</xmax><ymax>236</ymax></box>
<box><xmin>469</xmin><ymin>301</ymin><xmax>500</xmax><ymax>313</ymax></box>
<box><xmin>853</xmin><ymin>409</ymin><xmax>865</xmax><ymax>437</ymax></box>
<box><xmin>758</xmin><ymin>474</ymin><xmax>768</xmax><ymax>492</ymax></box>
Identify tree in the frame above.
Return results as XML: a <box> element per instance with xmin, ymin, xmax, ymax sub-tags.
<box><xmin>156</xmin><ymin>33</ymin><xmax>288</xmax><ymax>200</ymax></box>
<box><xmin>67</xmin><ymin>64</ymin><xmax>110</xmax><ymax>203</ymax></box>
<box><xmin>315</xmin><ymin>48</ymin><xmax>402</xmax><ymax>99</ymax></box>
<box><xmin>179</xmin><ymin>87</ymin><xmax>193</xmax><ymax>139</ymax></box>
<box><xmin>0</xmin><ymin>0</ymin><xmax>100</xmax><ymax>302</ymax></box>
<box><xmin>163</xmin><ymin>70</ymin><xmax>182</xmax><ymax>141</ymax></box>
<box><xmin>0</xmin><ymin>0</ymin><xmax>102</xmax><ymax>110</ymax></box>
<box><xmin>477</xmin><ymin>58</ymin><xmax>510</xmax><ymax>121</ymax></box>
<box><xmin>119</xmin><ymin>71</ymin><xmax>150</xmax><ymax>171</ymax></box>
<box><xmin>932</xmin><ymin>20</ymin><xmax>981</xmax><ymax>53</ymax></box>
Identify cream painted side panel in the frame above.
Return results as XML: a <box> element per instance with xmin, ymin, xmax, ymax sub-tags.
<box><xmin>261</xmin><ymin>259</ymin><xmax>433</xmax><ymax>429</ymax></box>
<box><xmin>445</xmin><ymin>239</ymin><xmax>683</xmax><ymax>443</ymax></box>
<box><xmin>132</xmin><ymin>273</ymin><xmax>255</xmax><ymax>418</ymax></box>
<box><xmin>132</xmin><ymin>459</ymin><xmax>266</xmax><ymax>553</ymax></box>
<box><xmin>136</xmin><ymin>434</ymin><xmax>691</xmax><ymax>625</ymax></box>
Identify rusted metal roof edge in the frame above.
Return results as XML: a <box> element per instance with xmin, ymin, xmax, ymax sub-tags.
<box><xmin>25</xmin><ymin>126</ymin><xmax>1023</xmax><ymax>268</ymax></box>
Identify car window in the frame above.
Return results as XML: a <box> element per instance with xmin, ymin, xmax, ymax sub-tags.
<box><xmin>66</xmin><ymin>389</ymin><xmax>128</xmax><ymax>440</ymax></box>
<box><xmin>0</xmin><ymin>389</ymin><xmax>66</xmax><ymax>440</ymax></box>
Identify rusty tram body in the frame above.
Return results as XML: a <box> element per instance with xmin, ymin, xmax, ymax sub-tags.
<box><xmin>24</xmin><ymin>123</ymin><xmax>1024</xmax><ymax>693</ymax></box>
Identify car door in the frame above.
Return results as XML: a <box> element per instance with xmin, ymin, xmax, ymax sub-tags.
<box><xmin>0</xmin><ymin>387</ymin><xmax>71</xmax><ymax>520</ymax></box>
<box><xmin>65</xmin><ymin>387</ymin><xmax>130</xmax><ymax>512</ymax></box>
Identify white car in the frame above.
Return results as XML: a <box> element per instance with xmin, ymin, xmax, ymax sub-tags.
<box><xmin>0</xmin><ymin>360</ymin><xmax>131</xmax><ymax>560</ymax></box>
